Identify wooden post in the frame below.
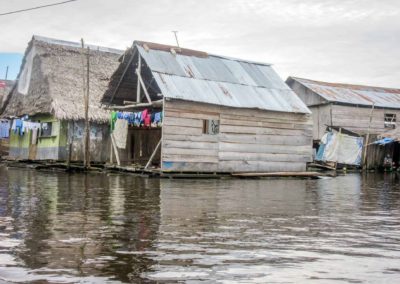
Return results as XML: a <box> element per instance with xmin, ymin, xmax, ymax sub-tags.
<box><xmin>144</xmin><ymin>139</ymin><xmax>161</xmax><ymax>170</ymax></box>
<box><xmin>362</xmin><ymin>103</ymin><xmax>375</xmax><ymax>170</ymax></box>
<box><xmin>85</xmin><ymin>46</ymin><xmax>90</xmax><ymax>169</ymax></box>
<box><xmin>335</xmin><ymin>127</ymin><xmax>342</xmax><ymax>171</ymax></box>
<box><xmin>136</xmin><ymin>54</ymin><xmax>141</xmax><ymax>103</ymax></box>
<box><xmin>81</xmin><ymin>39</ymin><xmax>87</xmax><ymax>167</ymax></box>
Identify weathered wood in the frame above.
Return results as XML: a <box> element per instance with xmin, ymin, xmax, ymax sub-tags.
<box><xmin>109</xmin><ymin>99</ymin><xmax>163</xmax><ymax>110</ymax></box>
<box><xmin>165</xmin><ymin>99</ymin><xmax>309</xmax><ymax>121</ymax></box>
<box><xmin>219</xmin><ymin>142</ymin><xmax>312</xmax><ymax>155</ymax></box>
<box><xmin>161</xmin><ymin>99</ymin><xmax>313</xmax><ymax>173</ymax></box>
<box><xmin>219</xmin><ymin>133</ymin><xmax>311</xmax><ymax>146</ymax></box>
<box><xmin>163</xmin><ymin>147</ymin><xmax>218</xmax><ymax>157</ymax></box>
<box><xmin>163</xmin><ymin>125</ymin><xmax>202</xmax><ymax>136</ymax></box>
<box><xmin>163</xmin><ymin>154</ymin><xmax>219</xmax><ymax>163</ymax></box>
<box><xmin>164</xmin><ymin>109</ymin><xmax>220</xmax><ymax>121</ymax></box>
<box><xmin>108</xmin><ymin>48</ymin><xmax>137</xmax><ymax>104</ymax></box>
<box><xmin>136</xmin><ymin>53</ymin><xmax>141</xmax><ymax>103</ymax></box>
<box><xmin>163</xmin><ymin>116</ymin><xmax>204</xmax><ymax>128</ymax></box>
<box><xmin>144</xmin><ymin>139</ymin><xmax>161</xmax><ymax>169</ymax></box>
<box><xmin>162</xmin><ymin>161</ymin><xmax>219</xmax><ymax>172</ymax></box>
<box><xmin>163</xmin><ymin>140</ymin><xmax>219</xmax><ymax>150</ymax></box>
<box><xmin>221</xmin><ymin>125</ymin><xmax>313</xmax><ymax>137</ymax></box>
<box><xmin>163</xmin><ymin>133</ymin><xmax>219</xmax><ymax>143</ymax></box>
<box><xmin>219</xmin><ymin>152</ymin><xmax>312</xmax><ymax>163</ymax></box>
<box><xmin>136</xmin><ymin>68</ymin><xmax>152</xmax><ymax>103</ymax></box>
<box><xmin>220</xmin><ymin>117</ymin><xmax>312</xmax><ymax>130</ymax></box>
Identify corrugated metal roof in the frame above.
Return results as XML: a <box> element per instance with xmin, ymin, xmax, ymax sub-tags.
<box><xmin>136</xmin><ymin>44</ymin><xmax>310</xmax><ymax>114</ymax></box>
<box><xmin>293</xmin><ymin>77</ymin><xmax>400</xmax><ymax>109</ymax></box>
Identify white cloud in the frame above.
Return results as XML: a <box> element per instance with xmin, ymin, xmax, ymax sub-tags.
<box><xmin>0</xmin><ymin>0</ymin><xmax>399</xmax><ymax>87</ymax></box>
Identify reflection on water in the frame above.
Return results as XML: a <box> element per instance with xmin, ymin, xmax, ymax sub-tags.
<box><xmin>1</xmin><ymin>165</ymin><xmax>400</xmax><ymax>283</ymax></box>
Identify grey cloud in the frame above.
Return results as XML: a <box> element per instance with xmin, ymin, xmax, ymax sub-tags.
<box><xmin>0</xmin><ymin>0</ymin><xmax>399</xmax><ymax>87</ymax></box>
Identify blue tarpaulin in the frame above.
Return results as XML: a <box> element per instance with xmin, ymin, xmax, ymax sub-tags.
<box><xmin>373</xmin><ymin>137</ymin><xmax>394</xmax><ymax>145</ymax></box>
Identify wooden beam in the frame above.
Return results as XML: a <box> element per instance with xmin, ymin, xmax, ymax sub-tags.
<box><xmin>135</xmin><ymin>68</ymin><xmax>152</xmax><ymax>103</ymax></box>
<box><xmin>108</xmin><ymin>48</ymin><xmax>137</xmax><ymax>104</ymax></box>
<box><xmin>144</xmin><ymin>139</ymin><xmax>161</xmax><ymax>169</ymax></box>
<box><xmin>362</xmin><ymin>103</ymin><xmax>375</xmax><ymax>170</ymax></box>
<box><xmin>107</xmin><ymin>99</ymin><xmax>163</xmax><ymax>110</ymax></box>
<box><xmin>136</xmin><ymin>54</ymin><xmax>141</xmax><ymax>103</ymax></box>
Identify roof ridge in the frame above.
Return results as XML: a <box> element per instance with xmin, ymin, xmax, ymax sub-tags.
<box><xmin>33</xmin><ymin>35</ymin><xmax>123</xmax><ymax>55</ymax></box>
<box><xmin>290</xmin><ymin>76</ymin><xmax>400</xmax><ymax>92</ymax></box>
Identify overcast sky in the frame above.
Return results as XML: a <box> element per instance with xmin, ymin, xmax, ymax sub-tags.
<box><xmin>1</xmin><ymin>0</ymin><xmax>399</xmax><ymax>87</ymax></box>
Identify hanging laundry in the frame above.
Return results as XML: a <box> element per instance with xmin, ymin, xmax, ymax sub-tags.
<box><xmin>141</xmin><ymin>109</ymin><xmax>149</xmax><ymax>125</ymax></box>
<box><xmin>0</xmin><ymin>120</ymin><xmax>10</xmax><ymax>139</ymax></box>
<box><xmin>144</xmin><ymin>113</ymin><xmax>151</xmax><ymax>127</ymax></box>
<box><xmin>113</xmin><ymin>119</ymin><xmax>128</xmax><ymax>149</ymax></box>
<box><xmin>110</xmin><ymin>111</ymin><xmax>118</xmax><ymax>131</ymax></box>
<box><xmin>12</xmin><ymin>119</ymin><xmax>24</xmax><ymax>136</ymax></box>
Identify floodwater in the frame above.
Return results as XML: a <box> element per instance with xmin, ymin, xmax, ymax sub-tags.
<box><xmin>0</xmin><ymin>166</ymin><xmax>400</xmax><ymax>283</ymax></box>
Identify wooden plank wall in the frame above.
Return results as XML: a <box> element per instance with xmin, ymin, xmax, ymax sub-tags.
<box><xmin>162</xmin><ymin>100</ymin><xmax>313</xmax><ymax>173</ymax></box>
<box><xmin>331</xmin><ymin>105</ymin><xmax>400</xmax><ymax>135</ymax></box>
<box><xmin>310</xmin><ymin>105</ymin><xmax>332</xmax><ymax>140</ymax></box>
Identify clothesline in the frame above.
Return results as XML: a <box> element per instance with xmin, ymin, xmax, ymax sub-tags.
<box><xmin>110</xmin><ymin>109</ymin><xmax>163</xmax><ymax>131</ymax></box>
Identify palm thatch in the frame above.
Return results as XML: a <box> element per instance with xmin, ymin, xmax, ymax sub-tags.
<box><xmin>0</xmin><ymin>80</ymin><xmax>15</xmax><ymax>110</ymax></box>
<box><xmin>1</xmin><ymin>36</ymin><xmax>122</xmax><ymax>122</ymax></box>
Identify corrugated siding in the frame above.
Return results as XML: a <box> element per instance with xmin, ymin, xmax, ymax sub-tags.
<box><xmin>138</xmin><ymin>46</ymin><xmax>310</xmax><ymax>114</ymax></box>
<box><xmin>294</xmin><ymin>78</ymin><xmax>400</xmax><ymax>109</ymax></box>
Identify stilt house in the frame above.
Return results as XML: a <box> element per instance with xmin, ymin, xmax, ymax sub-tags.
<box><xmin>0</xmin><ymin>36</ymin><xmax>122</xmax><ymax>162</ymax></box>
<box><xmin>287</xmin><ymin>77</ymin><xmax>400</xmax><ymax>168</ymax></box>
<box><xmin>102</xmin><ymin>41</ymin><xmax>313</xmax><ymax>173</ymax></box>
<box><xmin>0</xmin><ymin>80</ymin><xmax>15</xmax><ymax>157</ymax></box>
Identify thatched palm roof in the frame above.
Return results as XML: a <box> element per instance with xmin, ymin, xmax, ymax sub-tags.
<box><xmin>1</xmin><ymin>36</ymin><xmax>122</xmax><ymax>122</ymax></box>
<box><xmin>0</xmin><ymin>80</ymin><xmax>15</xmax><ymax>110</ymax></box>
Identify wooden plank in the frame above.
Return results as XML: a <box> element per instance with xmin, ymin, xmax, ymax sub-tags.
<box><xmin>163</xmin><ymin>134</ymin><xmax>219</xmax><ymax>143</ymax></box>
<box><xmin>220</xmin><ymin>113</ymin><xmax>311</xmax><ymax>125</ymax></box>
<box><xmin>220</xmin><ymin>125</ymin><xmax>313</xmax><ymax>137</ymax></box>
<box><xmin>163</xmin><ymin>147</ymin><xmax>218</xmax><ymax>157</ymax></box>
<box><xmin>219</xmin><ymin>152</ymin><xmax>312</xmax><ymax>163</ymax></box>
<box><xmin>165</xmin><ymin>100</ymin><xmax>309</xmax><ymax>120</ymax></box>
<box><xmin>163</xmin><ymin>125</ymin><xmax>202</xmax><ymax>136</ymax></box>
<box><xmin>162</xmin><ymin>154</ymin><xmax>219</xmax><ymax>163</ymax></box>
<box><xmin>163</xmin><ymin>116</ymin><xmax>203</xmax><ymax>128</ymax></box>
<box><xmin>162</xmin><ymin>161</ymin><xmax>219</xmax><ymax>172</ymax></box>
<box><xmin>219</xmin><ymin>117</ymin><xmax>312</xmax><ymax>130</ymax></box>
<box><xmin>219</xmin><ymin>133</ymin><xmax>311</xmax><ymax>146</ymax></box>
<box><xmin>165</xmin><ymin>110</ymin><xmax>220</xmax><ymax>121</ymax></box>
<box><xmin>218</xmin><ymin>161</ymin><xmax>306</xmax><ymax>172</ymax></box>
<box><xmin>219</xmin><ymin>142</ymin><xmax>312</xmax><ymax>155</ymax></box>
<box><xmin>163</xmin><ymin>140</ymin><xmax>219</xmax><ymax>150</ymax></box>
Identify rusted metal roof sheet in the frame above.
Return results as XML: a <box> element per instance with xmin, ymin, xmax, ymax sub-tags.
<box><xmin>293</xmin><ymin>77</ymin><xmax>400</xmax><ymax>109</ymax></box>
<box><xmin>136</xmin><ymin>44</ymin><xmax>310</xmax><ymax>114</ymax></box>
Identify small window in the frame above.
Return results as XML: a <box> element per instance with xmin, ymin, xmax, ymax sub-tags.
<box><xmin>40</xmin><ymin>122</ymin><xmax>53</xmax><ymax>137</ymax></box>
<box><xmin>203</xmin><ymin>119</ymin><xmax>219</xmax><ymax>135</ymax></box>
<box><xmin>384</xmin><ymin>114</ymin><xmax>396</xmax><ymax>129</ymax></box>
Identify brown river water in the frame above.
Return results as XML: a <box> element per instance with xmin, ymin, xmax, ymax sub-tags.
<box><xmin>0</xmin><ymin>165</ymin><xmax>400</xmax><ymax>283</ymax></box>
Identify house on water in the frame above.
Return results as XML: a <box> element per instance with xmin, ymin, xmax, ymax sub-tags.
<box><xmin>0</xmin><ymin>36</ymin><xmax>122</xmax><ymax>162</ymax></box>
<box><xmin>0</xmin><ymin>80</ymin><xmax>15</xmax><ymax>158</ymax></box>
<box><xmin>102</xmin><ymin>41</ymin><xmax>313</xmax><ymax>173</ymax></box>
<box><xmin>286</xmin><ymin>77</ymin><xmax>400</xmax><ymax>169</ymax></box>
